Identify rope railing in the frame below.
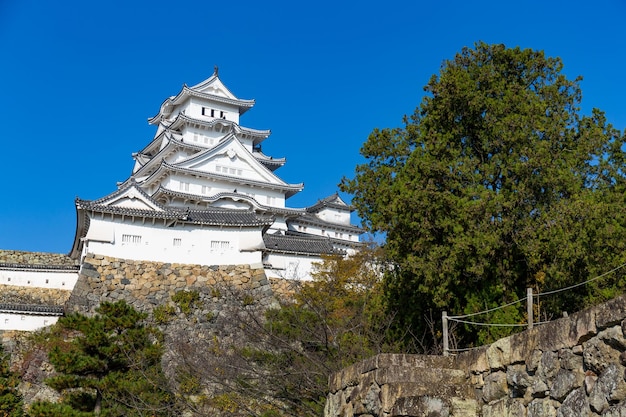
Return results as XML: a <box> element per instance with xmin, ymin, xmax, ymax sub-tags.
<box><xmin>442</xmin><ymin>261</ymin><xmax>626</xmax><ymax>356</ymax></box>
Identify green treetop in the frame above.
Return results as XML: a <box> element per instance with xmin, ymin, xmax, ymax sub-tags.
<box><xmin>341</xmin><ymin>42</ymin><xmax>626</xmax><ymax>348</ymax></box>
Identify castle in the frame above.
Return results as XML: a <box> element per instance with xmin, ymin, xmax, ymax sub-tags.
<box><xmin>0</xmin><ymin>69</ymin><xmax>362</xmax><ymax>331</ymax></box>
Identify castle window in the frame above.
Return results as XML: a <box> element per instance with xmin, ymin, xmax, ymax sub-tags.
<box><xmin>179</xmin><ymin>182</ymin><xmax>190</xmax><ymax>192</ymax></box>
<box><xmin>173</xmin><ymin>238</ymin><xmax>182</xmax><ymax>247</ymax></box>
<box><xmin>122</xmin><ymin>234</ymin><xmax>142</xmax><ymax>245</ymax></box>
<box><xmin>201</xmin><ymin>185</ymin><xmax>210</xmax><ymax>194</ymax></box>
<box><xmin>210</xmin><ymin>240</ymin><xmax>230</xmax><ymax>250</ymax></box>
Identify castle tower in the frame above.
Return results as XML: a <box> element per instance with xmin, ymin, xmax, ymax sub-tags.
<box><xmin>70</xmin><ymin>69</ymin><xmax>362</xmax><ymax>279</ymax></box>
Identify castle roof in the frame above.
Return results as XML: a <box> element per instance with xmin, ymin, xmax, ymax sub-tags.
<box><xmin>0</xmin><ymin>303</ymin><xmax>64</xmax><ymax>316</ymax></box>
<box><xmin>263</xmin><ymin>232</ymin><xmax>341</xmax><ymax>256</ymax></box>
<box><xmin>76</xmin><ymin>198</ymin><xmax>274</xmax><ymax>227</ymax></box>
<box><xmin>306</xmin><ymin>193</ymin><xmax>355</xmax><ymax>213</ymax></box>
<box><xmin>148</xmin><ymin>73</ymin><xmax>255</xmax><ymax>125</ymax></box>
<box><xmin>291</xmin><ymin>213</ymin><xmax>364</xmax><ymax>234</ymax></box>
<box><xmin>152</xmin><ymin>187</ymin><xmax>304</xmax><ymax>215</ymax></box>
<box><xmin>172</xmin><ymin>113</ymin><xmax>271</xmax><ymax>144</ymax></box>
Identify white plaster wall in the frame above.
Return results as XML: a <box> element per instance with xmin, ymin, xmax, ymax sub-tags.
<box><xmin>316</xmin><ymin>206</ymin><xmax>351</xmax><ymax>225</ymax></box>
<box><xmin>0</xmin><ymin>313</ymin><xmax>59</xmax><ymax>331</ymax></box>
<box><xmin>0</xmin><ymin>269</ymin><xmax>78</xmax><ymax>289</ymax></box>
<box><xmin>264</xmin><ymin>253</ymin><xmax>320</xmax><ymax>281</ymax></box>
<box><xmin>186</xmin><ymin>98</ymin><xmax>239</xmax><ymax>124</ymax></box>
<box><xmin>84</xmin><ymin>219</ymin><xmax>263</xmax><ymax>266</ymax></box>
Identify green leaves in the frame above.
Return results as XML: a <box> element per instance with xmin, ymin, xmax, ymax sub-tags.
<box><xmin>342</xmin><ymin>41</ymin><xmax>626</xmax><ymax>349</ymax></box>
<box><xmin>32</xmin><ymin>301</ymin><xmax>177</xmax><ymax>417</ymax></box>
<box><xmin>0</xmin><ymin>344</ymin><xmax>24</xmax><ymax>417</ymax></box>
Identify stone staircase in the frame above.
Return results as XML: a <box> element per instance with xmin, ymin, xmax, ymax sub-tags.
<box><xmin>325</xmin><ymin>353</ymin><xmax>478</xmax><ymax>417</ymax></box>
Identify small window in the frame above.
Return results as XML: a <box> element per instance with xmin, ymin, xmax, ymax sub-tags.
<box><xmin>21</xmin><ymin>316</ymin><xmax>25</xmax><ymax>321</ymax></box>
<box><xmin>201</xmin><ymin>185</ymin><xmax>210</xmax><ymax>194</ymax></box>
<box><xmin>210</xmin><ymin>240</ymin><xmax>230</xmax><ymax>250</ymax></box>
<box><xmin>173</xmin><ymin>238</ymin><xmax>182</xmax><ymax>247</ymax></box>
<box><xmin>179</xmin><ymin>182</ymin><xmax>190</xmax><ymax>192</ymax></box>
<box><xmin>122</xmin><ymin>234</ymin><xmax>142</xmax><ymax>245</ymax></box>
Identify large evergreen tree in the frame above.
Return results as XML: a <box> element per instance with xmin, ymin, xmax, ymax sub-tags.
<box><xmin>341</xmin><ymin>42</ymin><xmax>626</xmax><ymax>348</ymax></box>
<box><xmin>30</xmin><ymin>301</ymin><xmax>177</xmax><ymax>417</ymax></box>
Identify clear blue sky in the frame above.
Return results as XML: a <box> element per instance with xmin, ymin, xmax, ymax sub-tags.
<box><xmin>1</xmin><ymin>0</ymin><xmax>624</xmax><ymax>254</ymax></box>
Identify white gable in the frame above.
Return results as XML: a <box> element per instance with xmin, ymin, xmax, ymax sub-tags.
<box><xmin>176</xmin><ymin>135</ymin><xmax>289</xmax><ymax>186</ymax></box>
<box><xmin>98</xmin><ymin>185</ymin><xmax>164</xmax><ymax>211</ymax></box>
<box><xmin>189</xmin><ymin>75</ymin><xmax>238</xmax><ymax>100</ymax></box>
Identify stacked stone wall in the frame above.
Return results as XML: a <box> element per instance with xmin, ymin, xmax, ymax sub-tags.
<box><xmin>326</xmin><ymin>294</ymin><xmax>626</xmax><ymax>417</ymax></box>
<box><xmin>0</xmin><ymin>285</ymin><xmax>72</xmax><ymax>305</ymax></box>
<box><xmin>0</xmin><ymin>250</ymin><xmax>78</xmax><ymax>266</ymax></box>
<box><xmin>67</xmin><ymin>253</ymin><xmax>279</xmax><ymax>314</ymax></box>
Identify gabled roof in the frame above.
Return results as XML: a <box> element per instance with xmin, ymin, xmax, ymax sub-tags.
<box><xmin>306</xmin><ymin>193</ymin><xmax>354</xmax><ymax>213</ymax></box>
<box><xmin>86</xmin><ymin>181</ymin><xmax>166</xmax><ymax>212</ymax></box>
<box><xmin>171</xmin><ymin>113</ymin><xmax>271</xmax><ymax>145</ymax></box>
<box><xmin>252</xmin><ymin>149</ymin><xmax>286</xmax><ymax>171</ymax></box>
<box><xmin>290</xmin><ymin>213</ymin><xmax>364</xmax><ymax>234</ymax></box>
<box><xmin>76</xmin><ymin>192</ymin><xmax>273</xmax><ymax>227</ymax></box>
<box><xmin>263</xmin><ymin>232</ymin><xmax>341</xmax><ymax>256</ymax></box>
<box><xmin>135</xmin><ymin>129</ymin><xmax>205</xmax><ymax>162</ymax></box>
<box><xmin>148</xmin><ymin>72</ymin><xmax>255</xmax><ymax>124</ymax></box>
<box><xmin>134</xmin><ymin>133</ymin><xmax>304</xmax><ymax>197</ymax></box>
<box><xmin>151</xmin><ymin>186</ymin><xmax>308</xmax><ymax>216</ymax></box>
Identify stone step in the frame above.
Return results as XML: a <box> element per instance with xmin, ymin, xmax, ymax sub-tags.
<box><xmin>330</xmin><ymin>366</ymin><xmax>470</xmax><ymax>394</ymax></box>
<box><xmin>382</xmin><ymin>381</ymin><xmax>475</xmax><ymax>402</ymax></box>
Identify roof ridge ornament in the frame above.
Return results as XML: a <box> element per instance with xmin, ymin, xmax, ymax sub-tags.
<box><xmin>214</xmin><ymin>65</ymin><xmax>219</xmax><ymax>76</ymax></box>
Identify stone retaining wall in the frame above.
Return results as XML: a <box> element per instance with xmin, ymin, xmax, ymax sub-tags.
<box><xmin>0</xmin><ymin>285</ymin><xmax>72</xmax><ymax>306</ymax></box>
<box><xmin>326</xmin><ymin>294</ymin><xmax>626</xmax><ymax>417</ymax></box>
<box><xmin>0</xmin><ymin>250</ymin><xmax>78</xmax><ymax>266</ymax></box>
<box><xmin>67</xmin><ymin>253</ymin><xmax>279</xmax><ymax>314</ymax></box>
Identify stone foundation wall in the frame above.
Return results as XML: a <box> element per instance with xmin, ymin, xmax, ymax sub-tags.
<box><xmin>0</xmin><ymin>250</ymin><xmax>78</xmax><ymax>266</ymax></box>
<box><xmin>0</xmin><ymin>285</ymin><xmax>72</xmax><ymax>305</ymax></box>
<box><xmin>67</xmin><ymin>253</ymin><xmax>278</xmax><ymax>314</ymax></box>
<box><xmin>326</xmin><ymin>294</ymin><xmax>626</xmax><ymax>417</ymax></box>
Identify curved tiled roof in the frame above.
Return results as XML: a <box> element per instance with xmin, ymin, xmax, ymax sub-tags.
<box><xmin>151</xmin><ymin>161</ymin><xmax>304</xmax><ymax>197</ymax></box>
<box><xmin>152</xmin><ymin>187</ymin><xmax>308</xmax><ymax>217</ymax></box>
<box><xmin>306</xmin><ymin>193</ymin><xmax>355</xmax><ymax>213</ymax></box>
<box><xmin>186</xmin><ymin>208</ymin><xmax>274</xmax><ymax>226</ymax></box>
<box><xmin>253</xmin><ymin>150</ymin><xmax>286</xmax><ymax>171</ymax></box>
<box><xmin>174</xmin><ymin>113</ymin><xmax>271</xmax><ymax>139</ymax></box>
<box><xmin>0</xmin><ymin>303</ymin><xmax>64</xmax><ymax>315</ymax></box>
<box><xmin>149</xmin><ymin>84</ymin><xmax>255</xmax><ymax>124</ymax></box>
<box><xmin>292</xmin><ymin>213</ymin><xmax>364</xmax><ymax>234</ymax></box>
<box><xmin>77</xmin><ymin>198</ymin><xmax>273</xmax><ymax>227</ymax></box>
<box><xmin>262</xmin><ymin>233</ymin><xmax>341</xmax><ymax>256</ymax></box>
<box><xmin>0</xmin><ymin>263</ymin><xmax>79</xmax><ymax>272</ymax></box>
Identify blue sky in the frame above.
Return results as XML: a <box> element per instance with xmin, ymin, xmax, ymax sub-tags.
<box><xmin>0</xmin><ymin>0</ymin><xmax>625</xmax><ymax>254</ymax></box>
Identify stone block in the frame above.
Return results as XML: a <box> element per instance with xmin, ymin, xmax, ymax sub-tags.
<box><xmin>486</xmin><ymin>336</ymin><xmax>512</xmax><ymax>370</ymax></box>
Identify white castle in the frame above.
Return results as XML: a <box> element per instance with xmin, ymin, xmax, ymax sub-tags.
<box><xmin>0</xmin><ymin>69</ymin><xmax>363</xmax><ymax>331</ymax></box>
<box><xmin>68</xmin><ymin>68</ymin><xmax>362</xmax><ymax>280</ymax></box>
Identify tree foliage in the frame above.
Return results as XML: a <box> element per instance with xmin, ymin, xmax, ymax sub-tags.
<box><xmin>341</xmin><ymin>42</ymin><xmax>626</xmax><ymax>348</ymax></box>
<box><xmin>0</xmin><ymin>343</ymin><xmax>23</xmax><ymax>417</ymax></box>
<box><xmin>171</xmin><ymin>245</ymin><xmax>403</xmax><ymax>416</ymax></box>
<box><xmin>30</xmin><ymin>301</ymin><xmax>178</xmax><ymax>417</ymax></box>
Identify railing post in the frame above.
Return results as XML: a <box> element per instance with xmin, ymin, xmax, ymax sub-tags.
<box><xmin>442</xmin><ymin>311</ymin><xmax>449</xmax><ymax>356</ymax></box>
<box><xmin>527</xmin><ymin>287</ymin><xmax>533</xmax><ymax>330</ymax></box>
